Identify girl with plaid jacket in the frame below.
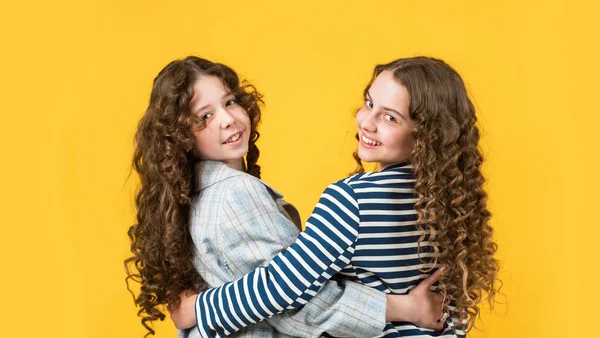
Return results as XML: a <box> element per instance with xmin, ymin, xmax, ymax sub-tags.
<box><xmin>125</xmin><ymin>56</ymin><xmax>445</xmax><ymax>338</ymax></box>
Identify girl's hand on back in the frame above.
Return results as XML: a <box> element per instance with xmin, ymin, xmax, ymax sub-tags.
<box><xmin>169</xmin><ymin>290</ymin><xmax>198</xmax><ymax>330</ymax></box>
<box><xmin>385</xmin><ymin>267</ymin><xmax>446</xmax><ymax>330</ymax></box>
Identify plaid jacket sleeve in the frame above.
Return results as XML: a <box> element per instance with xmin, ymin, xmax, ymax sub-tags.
<box><xmin>194</xmin><ymin>177</ymin><xmax>384</xmax><ymax>337</ymax></box>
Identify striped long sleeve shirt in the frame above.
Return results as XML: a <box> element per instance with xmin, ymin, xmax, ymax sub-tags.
<box><xmin>195</xmin><ymin>163</ymin><xmax>464</xmax><ymax>338</ymax></box>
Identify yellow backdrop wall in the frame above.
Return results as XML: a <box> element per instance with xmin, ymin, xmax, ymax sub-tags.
<box><xmin>1</xmin><ymin>1</ymin><xmax>597</xmax><ymax>337</ymax></box>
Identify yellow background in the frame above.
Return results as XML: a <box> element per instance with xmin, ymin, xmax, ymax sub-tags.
<box><xmin>1</xmin><ymin>0</ymin><xmax>597</xmax><ymax>337</ymax></box>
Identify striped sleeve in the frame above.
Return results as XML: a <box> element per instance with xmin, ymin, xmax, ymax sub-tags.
<box><xmin>194</xmin><ymin>181</ymin><xmax>361</xmax><ymax>338</ymax></box>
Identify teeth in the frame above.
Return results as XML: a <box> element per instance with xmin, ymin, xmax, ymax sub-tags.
<box><xmin>225</xmin><ymin>132</ymin><xmax>241</xmax><ymax>143</ymax></box>
<box><xmin>362</xmin><ymin>135</ymin><xmax>381</xmax><ymax>146</ymax></box>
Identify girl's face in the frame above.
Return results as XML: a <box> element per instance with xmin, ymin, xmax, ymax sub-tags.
<box><xmin>356</xmin><ymin>70</ymin><xmax>416</xmax><ymax>169</ymax></box>
<box><xmin>190</xmin><ymin>76</ymin><xmax>251</xmax><ymax>170</ymax></box>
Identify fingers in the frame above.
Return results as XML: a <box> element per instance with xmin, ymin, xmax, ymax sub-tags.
<box><xmin>432</xmin><ymin>320</ymin><xmax>445</xmax><ymax>331</ymax></box>
<box><xmin>182</xmin><ymin>289</ymin><xmax>197</xmax><ymax>298</ymax></box>
<box><xmin>416</xmin><ymin>266</ymin><xmax>446</xmax><ymax>290</ymax></box>
<box><xmin>435</xmin><ymin>312</ymin><xmax>449</xmax><ymax>330</ymax></box>
<box><xmin>179</xmin><ymin>289</ymin><xmax>195</xmax><ymax>299</ymax></box>
<box><xmin>427</xmin><ymin>294</ymin><xmax>445</xmax><ymax>330</ymax></box>
<box><xmin>434</xmin><ymin>294</ymin><xmax>444</xmax><ymax>317</ymax></box>
<box><xmin>422</xmin><ymin>316</ymin><xmax>445</xmax><ymax>331</ymax></box>
<box><xmin>433</xmin><ymin>292</ymin><xmax>444</xmax><ymax>308</ymax></box>
<box><xmin>422</xmin><ymin>311</ymin><xmax>446</xmax><ymax>331</ymax></box>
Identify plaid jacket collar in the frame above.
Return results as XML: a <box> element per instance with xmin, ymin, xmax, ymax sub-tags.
<box><xmin>193</xmin><ymin>160</ymin><xmax>283</xmax><ymax>198</ymax></box>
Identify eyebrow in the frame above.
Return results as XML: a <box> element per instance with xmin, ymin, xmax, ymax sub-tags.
<box><xmin>194</xmin><ymin>90</ymin><xmax>235</xmax><ymax>115</ymax></box>
<box><xmin>366</xmin><ymin>91</ymin><xmax>408</xmax><ymax>121</ymax></box>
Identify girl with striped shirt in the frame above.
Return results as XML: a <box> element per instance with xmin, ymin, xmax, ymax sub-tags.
<box><xmin>173</xmin><ymin>57</ymin><xmax>500</xmax><ymax>337</ymax></box>
<box><xmin>126</xmin><ymin>56</ymin><xmax>446</xmax><ymax>338</ymax></box>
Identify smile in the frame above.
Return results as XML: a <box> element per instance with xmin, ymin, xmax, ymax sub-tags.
<box><xmin>361</xmin><ymin>135</ymin><xmax>381</xmax><ymax>146</ymax></box>
<box><xmin>223</xmin><ymin>131</ymin><xmax>243</xmax><ymax>144</ymax></box>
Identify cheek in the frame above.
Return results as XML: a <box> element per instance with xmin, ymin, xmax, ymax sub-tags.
<box><xmin>407</xmin><ymin>133</ymin><xmax>415</xmax><ymax>149</ymax></box>
<box><xmin>242</xmin><ymin>112</ymin><xmax>252</xmax><ymax>127</ymax></box>
<box><xmin>355</xmin><ymin>108</ymin><xmax>367</xmax><ymax>125</ymax></box>
<box><xmin>404</xmin><ymin>133</ymin><xmax>416</xmax><ymax>152</ymax></box>
<box><xmin>386</xmin><ymin>128</ymin><xmax>414</xmax><ymax>152</ymax></box>
<box><xmin>234</xmin><ymin>107</ymin><xmax>251</xmax><ymax>124</ymax></box>
<box><xmin>193</xmin><ymin>129</ymin><xmax>215</xmax><ymax>156</ymax></box>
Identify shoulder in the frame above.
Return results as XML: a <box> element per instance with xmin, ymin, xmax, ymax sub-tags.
<box><xmin>343</xmin><ymin>166</ymin><xmax>415</xmax><ymax>188</ymax></box>
<box><xmin>338</xmin><ymin>170</ymin><xmax>385</xmax><ymax>188</ymax></box>
<box><xmin>213</xmin><ymin>163</ymin><xmax>284</xmax><ymax>200</ymax></box>
<box><xmin>326</xmin><ymin>173</ymin><xmax>371</xmax><ymax>197</ymax></box>
<box><xmin>222</xmin><ymin>174</ymin><xmax>280</xmax><ymax>201</ymax></box>
<box><xmin>317</xmin><ymin>179</ymin><xmax>360</xmax><ymax>212</ymax></box>
<box><xmin>195</xmin><ymin>160</ymin><xmax>284</xmax><ymax>199</ymax></box>
<box><xmin>207</xmin><ymin>174</ymin><xmax>290</xmax><ymax>220</ymax></box>
<box><xmin>191</xmin><ymin>169</ymin><xmax>276</xmax><ymax>212</ymax></box>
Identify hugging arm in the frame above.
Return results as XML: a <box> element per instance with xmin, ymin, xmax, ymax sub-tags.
<box><xmin>193</xmin><ymin>180</ymin><xmax>363</xmax><ymax>337</ymax></box>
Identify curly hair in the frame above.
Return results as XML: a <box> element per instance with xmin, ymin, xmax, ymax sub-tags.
<box><xmin>124</xmin><ymin>56</ymin><xmax>264</xmax><ymax>336</ymax></box>
<box><xmin>352</xmin><ymin>56</ymin><xmax>501</xmax><ymax>332</ymax></box>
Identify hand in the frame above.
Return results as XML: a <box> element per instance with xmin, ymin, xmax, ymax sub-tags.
<box><xmin>169</xmin><ymin>290</ymin><xmax>199</xmax><ymax>330</ymax></box>
<box><xmin>385</xmin><ymin>267</ymin><xmax>446</xmax><ymax>330</ymax></box>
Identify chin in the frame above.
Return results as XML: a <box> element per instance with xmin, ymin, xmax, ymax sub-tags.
<box><xmin>357</xmin><ymin>149</ymin><xmax>377</xmax><ymax>163</ymax></box>
<box><xmin>232</xmin><ymin>147</ymin><xmax>249</xmax><ymax>159</ymax></box>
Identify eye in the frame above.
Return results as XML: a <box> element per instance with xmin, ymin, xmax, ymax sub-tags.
<box><xmin>365</xmin><ymin>99</ymin><xmax>373</xmax><ymax>109</ymax></box>
<box><xmin>384</xmin><ymin>114</ymin><xmax>396</xmax><ymax>122</ymax></box>
<box><xmin>225</xmin><ymin>98</ymin><xmax>238</xmax><ymax>107</ymax></box>
<box><xmin>201</xmin><ymin>112</ymin><xmax>213</xmax><ymax>120</ymax></box>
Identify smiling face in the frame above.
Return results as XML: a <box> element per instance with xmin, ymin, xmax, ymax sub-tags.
<box><xmin>356</xmin><ymin>70</ymin><xmax>416</xmax><ymax>169</ymax></box>
<box><xmin>190</xmin><ymin>75</ymin><xmax>251</xmax><ymax>171</ymax></box>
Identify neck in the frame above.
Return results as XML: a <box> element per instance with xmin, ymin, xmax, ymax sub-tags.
<box><xmin>223</xmin><ymin>158</ymin><xmax>245</xmax><ymax>171</ymax></box>
<box><xmin>378</xmin><ymin>160</ymin><xmax>409</xmax><ymax>171</ymax></box>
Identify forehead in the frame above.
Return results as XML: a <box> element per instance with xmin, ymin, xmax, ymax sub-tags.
<box><xmin>191</xmin><ymin>76</ymin><xmax>229</xmax><ymax>102</ymax></box>
<box><xmin>369</xmin><ymin>71</ymin><xmax>409</xmax><ymax>106</ymax></box>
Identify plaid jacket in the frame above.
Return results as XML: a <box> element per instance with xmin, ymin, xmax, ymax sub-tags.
<box><xmin>178</xmin><ymin>160</ymin><xmax>386</xmax><ymax>338</ymax></box>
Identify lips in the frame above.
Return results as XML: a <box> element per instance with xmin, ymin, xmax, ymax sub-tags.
<box><xmin>361</xmin><ymin>134</ymin><xmax>381</xmax><ymax>146</ymax></box>
<box><xmin>223</xmin><ymin>131</ymin><xmax>242</xmax><ymax>144</ymax></box>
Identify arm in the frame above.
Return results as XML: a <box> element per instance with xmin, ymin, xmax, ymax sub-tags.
<box><xmin>194</xmin><ymin>180</ymin><xmax>362</xmax><ymax>337</ymax></box>
<box><xmin>172</xmin><ymin>273</ymin><xmax>446</xmax><ymax>333</ymax></box>
<box><xmin>214</xmin><ymin>177</ymin><xmax>385</xmax><ymax>337</ymax></box>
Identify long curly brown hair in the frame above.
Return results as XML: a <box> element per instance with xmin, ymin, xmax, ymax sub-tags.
<box><xmin>124</xmin><ymin>56</ymin><xmax>264</xmax><ymax>336</ymax></box>
<box><xmin>352</xmin><ymin>56</ymin><xmax>501</xmax><ymax>332</ymax></box>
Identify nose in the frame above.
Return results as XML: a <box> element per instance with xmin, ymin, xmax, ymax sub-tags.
<box><xmin>358</xmin><ymin>109</ymin><xmax>377</xmax><ymax>132</ymax></box>
<box><xmin>217</xmin><ymin>107</ymin><xmax>235</xmax><ymax>129</ymax></box>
